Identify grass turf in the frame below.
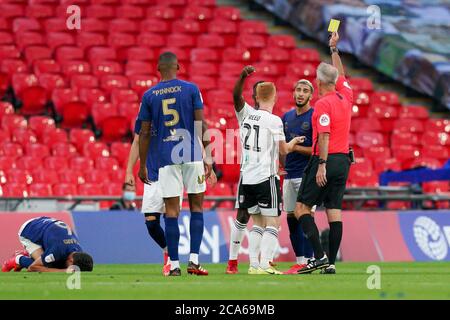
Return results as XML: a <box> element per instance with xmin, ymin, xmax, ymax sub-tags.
<box><xmin>1</xmin><ymin>262</ymin><xmax>449</xmax><ymax>300</ymax></box>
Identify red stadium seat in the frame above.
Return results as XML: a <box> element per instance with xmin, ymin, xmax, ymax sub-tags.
<box><xmin>221</xmin><ymin>47</ymin><xmax>252</xmax><ymax>62</ymax></box>
<box><xmin>2</xmin><ymin>114</ymin><xmax>27</xmax><ymax>131</ymax></box>
<box><xmin>422</xmin><ymin>181</ymin><xmax>449</xmax><ymax>194</ymax></box>
<box><xmin>137</xmin><ymin>33</ymin><xmax>166</xmax><ymax>49</ymax></box>
<box><xmin>83</xmin><ymin>141</ymin><xmax>110</xmax><ymax>159</ymax></box>
<box><xmin>87</xmin><ymin>46</ymin><xmax>117</xmax><ymax>63</ymax></box>
<box><xmin>44</xmin><ymin>156</ymin><xmax>69</xmax><ymax>171</ymax></box>
<box><xmin>55</xmin><ymin>46</ymin><xmax>84</xmax><ymax>63</ymax></box>
<box><xmin>0</xmin><ymin>102</ymin><xmax>14</xmax><ymax>121</ymax></box>
<box><xmin>0</xmin><ymin>46</ymin><xmax>21</xmax><ymax>61</ymax></box>
<box><xmin>32</xmin><ymin>170</ymin><xmax>59</xmax><ymax>184</ymax></box>
<box><xmin>38</xmin><ymin>73</ymin><xmax>66</xmax><ymax>96</ymax></box>
<box><xmin>70</xmin><ymin>74</ymin><xmax>99</xmax><ymax>90</ymax></box>
<box><xmin>82</xmin><ymin>18</ymin><xmax>108</xmax><ymax>33</ymax></box>
<box><xmin>374</xmin><ymin>158</ymin><xmax>401</xmax><ymax>174</ymax></box>
<box><xmin>218</xmin><ymin>62</ymin><xmax>244</xmax><ymax>78</ymax></box>
<box><xmin>188</xmin><ymin>75</ymin><xmax>217</xmax><ymax>92</ymax></box>
<box><xmin>363</xmin><ymin>146</ymin><xmax>391</xmax><ymax>161</ymax></box>
<box><xmin>86</xmin><ymin>5</ymin><xmax>116</xmax><ymax>19</ymax></box>
<box><xmin>349</xmin><ymin>77</ymin><xmax>374</xmax><ymax>93</ymax></box>
<box><xmin>421</xmin><ymin>145</ymin><xmax>449</xmax><ymax>160</ymax></box>
<box><xmin>355</xmin><ymin>131</ymin><xmax>385</xmax><ymax>148</ymax></box>
<box><xmin>11</xmin><ymin>128</ymin><xmax>38</xmax><ymax>147</ymax></box>
<box><xmin>190</xmin><ymin>48</ymin><xmax>220</xmax><ymax>62</ymax></box>
<box><xmin>260</xmin><ymin>48</ymin><xmax>290</xmax><ymax>73</ymax></box>
<box><xmin>79</xmin><ymin>88</ymin><xmax>107</xmax><ymax>105</ymax></box>
<box><xmin>85</xmin><ymin>169</ymin><xmax>110</xmax><ymax>183</ymax></box>
<box><xmin>0</xmin><ymin>156</ymin><xmax>16</xmax><ymax>170</ymax></box>
<box><xmin>70</xmin><ymin>129</ymin><xmax>95</xmax><ymax>152</ymax></box>
<box><xmin>116</xmin><ymin>5</ymin><xmax>145</xmax><ymax>19</ymax></box>
<box><xmin>117</xmin><ymin>102</ymin><xmax>140</xmax><ymax>121</ymax></box>
<box><xmin>53</xmin><ymin>183</ymin><xmax>78</xmax><ymax>196</ymax></box>
<box><xmin>0</xmin><ymin>130</ymin><xmax>10</xmax><ymax>143</ymax></box>
<box><xmin>206</xmin><ymin>90</ymin><xmax>233</xmax><ymax>107</ymax></box>
<box><xmin>42</xmin><ymin>128</ymin><xmax>68</xmax><ymax>146</ymax></box>
<box><xmin>16</xmin><ymin>156</ymin><xmax>42</xmax><ymax>170</ymax></box>
<box><xmin>139</xmin><ymin>20</ymin><xmax>170</xmax><ymax>34</ymax></box>
<box><xmin>184</xmin><ymin>6</ymin><xmax>213</xmax><ymax>32</ymax></box>
<box><xmin>426</xmin><ymin>119</ymin><xmax>450</xmax><ymax>133</ymax></box>
<box><xmin>399</xmin><ymin>105</ymin><xmax>429</xmax><ymax>119</ymax></box>
<box><xmin>167</xmin><ymin>33</ymin><xmax>196</xmax><ymax>48</ymax></box>
<box><xmin>125</xmin><ymin>47</ymin><xmax>155</xmax><ymax>62</ymax></box>
<box><xmin>46</xmin><ymin>32</ymin><xmax>75</xmax><ymax>51</ymax></box>
<box><xmin>34</xmin><ymin>59</ymin><xmax>61</xmax><ymax>75</ymax></box>
<box><xmin>392</xmin><ymin>145</ymin><xmax>421</xmax><ymax>164</ymax></box>
<box><xmin>408</xmin><ymin>157</ymin><xmax>442</xmax><ymax>170</ymax></box>
<box><xmin>24</xmin><ymin>143</ymin><xmax>50</xmax><ymax>160</ymax></box>
<box><xmin>77</xmin><ymin>32</ymin><xmax>106</xmax><ymax>51</ymax></box>
<box><xmin>61</xmin><ymin>61</ymin><xmax>91</xmax><ymax>76</ymax></box>
<box><xmin>92</xmin><ymin>102</ymin><xmax>118</xmax><ymax>126</ymax></box>
<box><xmin>146</xmin><ymin>6</ymin><xmax>176</xmax><ymax>20</ymax></box>
<box><xmin>2</xmin><ymin>183</ymin><xmax>28</xmax><ymax>197</ymax></box>
<box><xmin>103</xmin><ymin>182</ymin><xmax>123</xmax><ymax>196</ymax></box>
<box><xmin>92</xmin><ymin>61</ymin><xmax>123</xmax><ymax>77</ymax></box>
<box><xmin>214</xmin><ymin>6</ymin><xmax>240</xmax><ymax>21</ymax></box>
<box><xmin>351</xmin><ymin>118</ymin><xmax>382</xmax><ymax>133</ymax></box>
<box><xmin>197</xmin><ymin>34</ymin><xmax>226</xmax><ymax>49</ymax></box>
<box><xmin>78</xmin><ymin>183</ymin><xmax>104</xmax><ymax>196</ymax></box>
<box><xmin>101</xmin><ymin>75</ymin><xmax>129</xmax><ymax>92</ymax></box>
<box><xmin>108</xmin><ymin>32</ymin><xmax>136</xmax><ymax>49</ymax></box>
<box><xmin>0</xmin><ymin>4</ymin><xmax>24</xmax><ymax>19</ymax></box>
<box><xmin>286</xmin><ymin>63</ymin><xmax>315</xmax><ymax>81</ymax></box>
<box><xmin>6</xmin><ymin>169</ymin><xmax>33</xmax><ymax>185</ymax></box>
<box><xmin>391</xmin><ymin>132</ymin><xmax>420</xmax><ymax>147</ymax></box>
<box><xmin>59</xmin><ymin>171</ymin><xmax>85</xmax><ymax>185</ymax></box>
<box><xmin>98</xmin><ymin>116</ymin><xmax>130</xmax><ymax>142</ymax></box>
<box><xmin>111</xmin><ymin>89</ymin><xmax>139</xmax><ymax>105</ymax></box>
<box><xmin>188</xmin><ymin>0</ymin><xmax>216</xmax><ymax>6</ymax></box>
<box><xmin>44</xmin><ymin>18</ymin><xmax>67</xmax><ymax>33</ymax></box>
<box><xmin>172</xmin><ymin>19</ymin><xmax>202</xmax><ymax>34</ymax></box>
<box><xmin>51</xmin><ymin>142</ymin><xmax>78</xmax><ymax>158</ymax></box>
<box><xmin>421</xmin><ymin>131</ymin><xmax>449</xmax><ymax>146</ymax></box>
<box><xmin>111</xmin><ymin>142</ymin><xmax>131</xmax><ymax>166</ymax></box>
<box><xmin>0</xmin><ymin>73</ymin><xmax>10</xmax><ymax>96</ymax></box>
<box><xmin>129</xmin><ymin>74</ymin><xmax>159</xmax><ymax>97</ymax></box>
<box><xmin>291</xmin><ymin>48</ymin><xmax>320</xmax><ymax>64</ymax></box>
<box><xmin>70</xmin><ymin>156</ymin><xmax>94</xmax><ymax>171</ymax></box>
<box><xmin>95</xmin><ymin>157</ymin><xmax>119</xmax><ymax>171</ymax></box>
<box><xmin>15</xmin><ymin>31</ymin><xmax>44</xmax><ymax>50</ymax></box>
<box><xmin>267</xmin><ymin>35</ymin><xmax>296</xmax><ymax>50</ymax></box>
<box><xmin>219</xmin><ymin>163</ymin><xmax>240</xmax><ymax>183</ymax></box>
<box><xmin>393</xmin><ymin>119</ymin><xmax>424</xmax><ymax>133</ymax></box>
<box><xmin>24</xmin><ymin>46</ymin><xmax>52</xmax><ymax>64</ymax></box>
<box><xmin>11</xmin><ymin>73</ymin><xmax>48</xmax><ymax>115</ymax></box>
<box><xmin>110</xmin><ymin>19</ymin><xmax>139</xmax><ymax>34</ymax></box>
<box><xmin>125</xmin><ymin>61</ymin><xmax>154</xmax><ymax>76</ymax></box>
<box><xmin>26</xmin><ymin>4</ymin><xmax>55</xmax><ymax>20</ymax></box>
<box><xmin>189</xmin><ymin>62</ymin><xmax>218</xmax><ymax>77</ymax></box>
<box><xmin>240</xmin><ymin>20</ymin><xmax>268</xmax><ymax>35</ymax></box>
<box><xmin>371</xmin><ymin>91</ymin><xmax>400</xmax><ymax>106</ymax></box>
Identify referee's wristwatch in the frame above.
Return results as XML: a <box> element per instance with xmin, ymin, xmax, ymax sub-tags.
<box><xmin>318</xmin><ymin>158</ymin><xmax>327</xmax><ymax>165</ymax></box>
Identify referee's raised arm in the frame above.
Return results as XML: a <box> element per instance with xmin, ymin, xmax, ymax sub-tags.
<box><xmin>329</xmin><ymin>32</ymin><xmax>345</xmax><ymax>76</ymax></box>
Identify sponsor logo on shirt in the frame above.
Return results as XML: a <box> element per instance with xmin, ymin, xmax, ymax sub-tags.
<box><xmin>301</xmin><ymin>121</ymin><xmax>310</xmax><ymax>131</ymax></box>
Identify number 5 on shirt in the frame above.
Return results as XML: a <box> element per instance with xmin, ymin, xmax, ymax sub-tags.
<box><xmin>162</xmin><ymin>98</ymin><xmax>179</xmax><ymax>127</ymax></box>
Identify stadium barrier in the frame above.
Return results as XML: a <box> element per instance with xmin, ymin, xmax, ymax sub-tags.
<box><xmin>1</xmin><ymin>210</ymin><xmax>449</xmax><ymax>264</ymax></box>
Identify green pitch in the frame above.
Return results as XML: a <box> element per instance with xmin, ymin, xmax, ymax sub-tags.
<box><xmin>1</xmin><ymin>262</ymin><xmax>449</xmax><ymax>300</ymax></box>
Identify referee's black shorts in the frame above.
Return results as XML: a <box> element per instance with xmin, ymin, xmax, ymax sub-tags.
<box><xmin>297</xmin><ymin>154</ymin><xmax>351</xmax><ymax>210</ymax></box>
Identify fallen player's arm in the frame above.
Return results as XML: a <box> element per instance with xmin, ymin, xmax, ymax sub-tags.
<box><xmin>28</xmin><ymin>257</ymin><xmax>66</xmax><ymax>273</ymax></box>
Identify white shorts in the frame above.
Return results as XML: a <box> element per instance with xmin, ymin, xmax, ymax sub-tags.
<box><xmin>18</xmin><ymin>219</ymin><xmax>42</xmax><ymax>256</ymax></box>
<box><xmin>141</xmin><ymin>181</ymin><xmax>165</xmax><ymax>213</ymax></box>
<box><xmin>158</xmin><ymin>161</ymin><xmax>206</xmax><ymax>198</ymax></box>
<box><xmin>283</xmin><ymin>178</ymin><xmax>303</xmax><ymax>213</ymax></box>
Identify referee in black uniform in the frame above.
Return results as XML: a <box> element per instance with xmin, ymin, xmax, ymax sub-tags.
<box><xmin>295</xmin><ymin>32</ymin><xmax>354</xmax><ymax>274</ymax></box>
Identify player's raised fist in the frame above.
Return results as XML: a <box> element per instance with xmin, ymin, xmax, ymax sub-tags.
<box><xmin>241</xmin><ymin>66</ymin><xmax>255</xmax><ymax>78</ymax></box>
<box><xmin>329</xmin><ymin>31</ymin><xmax>339</xmax><ymax>48</ymax></box>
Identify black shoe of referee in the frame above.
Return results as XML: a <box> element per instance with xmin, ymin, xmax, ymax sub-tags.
<box><xmin>297</xmin><ymin>256</ymin><xmax>329</xmax><ymax>274</ymax></box>
<box><xmin>320</xmin><ymin>265</ymin><xmax>336</xmax><ymax>274</ymax></box>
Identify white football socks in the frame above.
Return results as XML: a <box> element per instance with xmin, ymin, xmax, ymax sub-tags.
<box><xmin>260</xmin><ymin>226</ymin><xmax>279</xmax><ymax>270</ymax></box>
<box><xmin>249</xmin><ymin>225</ymin><xmax>264</xmax><ymax>269</ymax></box>
<box><xmin>229</xmin><ymin>220</ymin><xmax>247</xmax><ymax>260</ymax></box>
<box><xmin>189</xmin><ymin>253</ymin><xmax>199</xmax><ymax>265</ymax></box>
<box><xmin>170</xmin><ymin>260</ymin><xmax>180</xmax><ymax>270</ymax></box>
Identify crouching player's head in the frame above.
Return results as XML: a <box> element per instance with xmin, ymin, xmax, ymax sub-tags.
<box><xmin>256</xmin><ymin>82</ymin><xmax>277</xmax><ymax>112</ymax></box>
<box><xmin>67</xmin><ymin>252</ymin><xmax>94</xmax><ymax>272</ymax></box>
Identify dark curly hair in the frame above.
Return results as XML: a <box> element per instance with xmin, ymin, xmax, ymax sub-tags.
<box><xmin>72</xmin><ymin>252</ymin><xmax>94</xmax><ymax>272</ymax></box>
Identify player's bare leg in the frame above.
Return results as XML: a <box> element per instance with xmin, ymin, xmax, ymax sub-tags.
<box><xmin>164</xmin><ymin>197</ymin><xmax>181</xmax><ymax>276</ymax></box>
<box><xmin>186</xmin><ymin>192</ymin><xmax>208</xmax><ymax>276</ymax></box>
<box><xmin>321</xmin><ymin>209</ymin><xmax>342</xmax><ymax>274</ymax></box>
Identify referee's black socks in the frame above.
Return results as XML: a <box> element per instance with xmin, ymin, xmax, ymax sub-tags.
<box><xmin>298</xmin><ymin>214</ymin><xmax>325</xmax><ymax>259</ymax></box>
<box><xmin>328</xmin><ymin>221</ymin><xmax>342</xmax><ymax>265</ymax></box>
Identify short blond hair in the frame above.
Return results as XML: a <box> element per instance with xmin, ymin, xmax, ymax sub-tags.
<box><xmin>256</xmin><ymin>82</ymin><xmax>276</xmax><ymax>102</ymax></box>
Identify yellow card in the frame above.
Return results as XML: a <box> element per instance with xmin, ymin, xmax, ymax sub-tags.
<box><xmin>328</xmin><ymin>19</ymin><xmax>340</xmax><ymax>32</ymax></box>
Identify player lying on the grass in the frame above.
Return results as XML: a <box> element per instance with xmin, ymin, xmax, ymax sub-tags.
<box><xmin>138</xmin><ymin>52</ymin><xmax>215</xmax><ymax>276</ymax></box>
<box><xmin>226</xmin><ymin>65</ymin><xmax>265</xmax><ymax>274</ymax></box>
<box><xmin>280</xmin><ymin>79</ymin><xmax>315</xmax><ymax>274</ymax></box>
<box><xmin>2</xmin><ymin>217</ymin><xmax>93</xmax><ymax>273</ymax></box>
<box><xmin>238</xmin><ymin>82</ymin><xmax>305</xmax><ymax>275</ymax></box>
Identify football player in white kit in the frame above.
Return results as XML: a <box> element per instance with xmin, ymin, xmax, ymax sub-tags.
<box><xmin>238</xmin><ymin>82</ymin><xmax>305</xmax><ymax>275</ymax></box>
